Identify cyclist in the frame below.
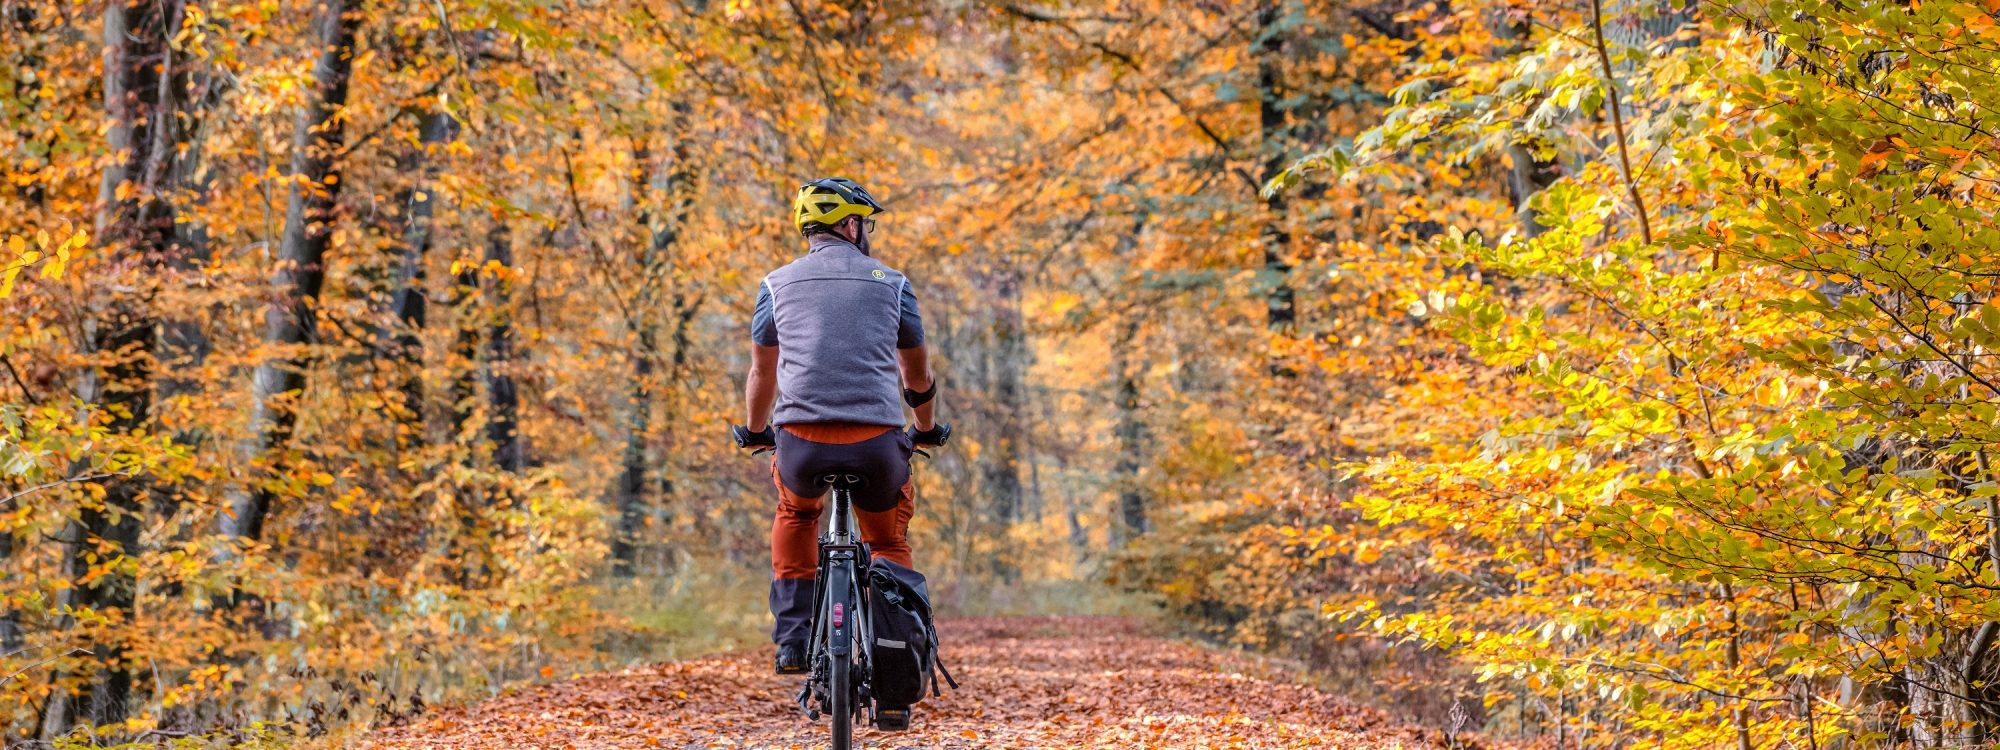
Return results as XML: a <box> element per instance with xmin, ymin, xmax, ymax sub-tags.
<box><xmin>732</xmin><ymin>177</ymin><xmax>949</xmax><ymax>679</ymax></box>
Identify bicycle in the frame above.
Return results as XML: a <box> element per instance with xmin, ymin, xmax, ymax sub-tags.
<box><xmin>732</xmin><ymin>422</ymin><xmax>951</xmax><ymax>750</ymax></box>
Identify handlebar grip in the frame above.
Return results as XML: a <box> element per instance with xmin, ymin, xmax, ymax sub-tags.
<box><xmin>908</xmin><ymin>421</ymin><xmax>952</xmax><ymax>448</ymax></box>
<box><xmin>731</xmin><ymin>424</ymin><xmax>777</xmax><ymax>449</ymax></box>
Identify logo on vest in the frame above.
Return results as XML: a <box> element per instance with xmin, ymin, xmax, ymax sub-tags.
<box><xmin>871</xmin><ymin>269</ymin><xmax>885</xmax><ymax>279</ymax></box>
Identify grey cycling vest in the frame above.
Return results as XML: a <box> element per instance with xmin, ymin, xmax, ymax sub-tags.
<box><xmin>764</xmin><ymin>237</ymin><xmax>909</xmax><ymax>427</ymax></box>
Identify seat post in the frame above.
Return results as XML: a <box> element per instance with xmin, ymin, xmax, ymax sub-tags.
<box><xmin>829</xmin><ymin>486</ymin><xmax>856</xmax><ymax>545</ymax></box>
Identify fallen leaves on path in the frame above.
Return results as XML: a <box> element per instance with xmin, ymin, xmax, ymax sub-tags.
<box><xmin>367</xmin><ymin>616</ymin><xmax>1460</xmax><ymax>749</ymax></box>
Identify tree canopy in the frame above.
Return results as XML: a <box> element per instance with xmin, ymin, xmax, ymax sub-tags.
<box><xmin>6</xmin><ymin>0</ymin><xmax>2000</xmax><ymax>746</ymax></box>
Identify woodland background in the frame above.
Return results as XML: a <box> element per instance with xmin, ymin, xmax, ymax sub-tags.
<box><xmin>5</xmin><ymin>0</ymin><xmax>2000</xmax><ymax>747</ymax></box>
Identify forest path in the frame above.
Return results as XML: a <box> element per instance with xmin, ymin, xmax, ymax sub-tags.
<box><xmin>365</xmin><ymin>616</ymin><xmax>1453</xmax><ymax>749</ymax></box>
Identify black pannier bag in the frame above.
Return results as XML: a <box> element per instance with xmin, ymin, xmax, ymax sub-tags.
<box><xmin>867</xmin><ymin>559</ymin><xmax>957</xmax><ymax>710</ymax></box>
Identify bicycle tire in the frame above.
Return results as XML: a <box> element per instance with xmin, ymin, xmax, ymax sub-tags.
<box><xmin>828</xmin><ymin>562</ymin><xmax>854</xmax><ymax>750</ymax></box>
<box><xmin>830</xmin><ymin>645</ymin><xmax>852</xmax><ymax>749</ymax></box>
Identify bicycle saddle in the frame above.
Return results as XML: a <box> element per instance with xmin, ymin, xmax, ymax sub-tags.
<box><xmin>815</xmin><ymin>472</ymin><xmax>868</xmax><ymax>490</ymax></box>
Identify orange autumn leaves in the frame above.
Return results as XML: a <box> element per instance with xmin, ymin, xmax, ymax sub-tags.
<box><xmin>1239</xmin><ymin>0</ymin><xmax>2000</xmax><ymax>744</ymax></box>
<box><xmin>368</xmin><ymin>617</ymin><xmax>1464</xmax><ymax>750</ymax></box>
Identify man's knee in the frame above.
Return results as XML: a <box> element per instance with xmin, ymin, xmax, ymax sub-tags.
<box><xmin>857</xmin><ymin>482</ymin><xmax>915</xmax><ymax>567</ymax></box>
<box><xmin>868</xmin><ymin>539</ymin><xmax>914</xmax><ymax>570</ymax></box>
<box><xmin>773</xmin><ymin>554</ymin><xmax>817</xmax><ymax>581</ymax></box>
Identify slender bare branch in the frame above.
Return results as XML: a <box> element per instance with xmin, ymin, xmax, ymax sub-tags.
<box><xmin>1588</xmin><ymin>0</ymin><xmax>1654</xmax><ymax>245</ymax></box>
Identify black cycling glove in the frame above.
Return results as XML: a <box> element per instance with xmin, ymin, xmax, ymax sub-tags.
<box><xmin>731</xmin><ymin>424</ymin><xmax>777</xmax><ymax>449</ymax></box>
<box><xmin>908</xmin><ymin>422</ymin><xmax>952</xmax><ymax>447</ymax></box>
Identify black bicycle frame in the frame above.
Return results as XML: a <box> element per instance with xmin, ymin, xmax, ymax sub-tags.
<box><xmin>801</xmin><ymin>483</ymin><xmax>873</xmax><ymax>722</ymax></box>
<box><xmin>814</xmin><ymin>486</ymin><xmax>863</xmax><ymax>659</ymax></box>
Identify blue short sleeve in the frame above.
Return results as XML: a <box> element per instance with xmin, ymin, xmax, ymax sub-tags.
<box><xmin>897</xmin><ymin>279</ymin><xmax>925</xmax><ymax>349</ymax></box>
<box><xmin>750</xmin><ymin>281</ymin><xmax>778</xmax><ymax>347</ymax></box>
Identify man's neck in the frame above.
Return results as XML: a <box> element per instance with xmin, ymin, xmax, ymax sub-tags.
<box><xmin>808</xmin><ymin>233</ymin><xmax>869</xmax><ymax>256</ymax></box>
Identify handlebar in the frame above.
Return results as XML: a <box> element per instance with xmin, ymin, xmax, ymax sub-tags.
<box><xmin>727</xmin><ymin>422</ymin><xmax>953</xmax><ymax>453</ymax></box>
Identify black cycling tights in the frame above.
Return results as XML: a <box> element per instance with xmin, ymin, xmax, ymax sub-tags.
<box><xmin>775</xmin><ymin>427</ymin><xmax>913</xmax><ymax>513</ymax></box>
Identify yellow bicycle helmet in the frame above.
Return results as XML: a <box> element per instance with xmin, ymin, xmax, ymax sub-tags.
<box><xmin>793</xmin><ymin>177</ymin><xmax>886</xmax><ymax>235</ymax></box>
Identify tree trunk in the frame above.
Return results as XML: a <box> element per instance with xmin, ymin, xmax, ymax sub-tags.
<box><xmin>1104</xmin><ymin>217</ymin><xmax>1151</xmax><ymax>550</ymax></box>
<box><xmin>1907</xmin><ymin>604</ymin><xmax>1982</xmax><ymax>745</ymax></box>
<box><xmin>223</xmin><ymin>0</ymin><xmax>360</xmax><ymax>549</ymax></box>
<box><xmin>1493</xmin><ymin>15</ymin><xmax>1563</xmax><ymax>238</ymax></box>
<box><xmin>982</xmin><ymin>260</ymin><xmax>1026</xmax><ymax>527</ymax></box>
<box><xmin>1111</xmin><ymin>316</ymin><xmax>1147</xmax><ymax>547</ymax></box>
<box><xmin>611</xmin><ymin>327</ymin><xmax>655</xmax><ymax>577</ymax></box>
<box><xmin>482</xmin><ymin>223</ymin><xmax>522</xmax><ymax>473</ymax></box>
<box><xmin>450</xmin><ymin>257</ymin><xmax>480</xmax><ymax>441</ymax></box>
<box><xmin>609</xmin><ymin>124</ymin><xmax>696</xmax><ymax>576</ymax></box>
<box><xmin>1255</xmin><ymin>0</ymin><xmax>1294</xmax><ymax>331</ymax></box>
<box><xmin>608</xmin><ymin>137</ymin><xmax>660</xmax><ymax>577</ymax></box>
<box><xmin>42</xmin><ymin>1</ymin><xmax>179</xmax><ymax>736</ymax></box>
<box><xmin>438</xmin><ymin>238</ymin><xmax>483</xmax><ymax>582</ymax></box>
<box><xmin>389</xmin><ymin>111</ymin><xmax>456</xmax><ymax>442</ymax></box>
<box><xmin>151</xmin><ymin>9</ymin><xmax>224</xmax><ymax>588</ymax></box>
<box><xmin>0</xmin><ymin>526</ymin><xmax>16</xmax><ymax>653</ymax></box>
<box><xmin>156</xmin><ymin>43</ymin><xmax>225</xmax><ymax>409</ymax></box>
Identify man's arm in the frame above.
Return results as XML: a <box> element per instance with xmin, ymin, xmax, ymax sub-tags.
<box><xmin>746</xmin><ymin>344</ymin><xmax>779</xmax><ymax>431</ymax></box>
<box><xmin>746</xmin><ymin>280</ymin><xmax>780</xmax><ymax>432</ymax></box>
<box><xmin>897</xmin><ymin>345</ymin><xmax>935</xmax><ymax>432</ymax></box>
<box><xmin>894</xmin><ymin>278</ymin><xmax>936</xmax><ymax>431</ymax></box>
